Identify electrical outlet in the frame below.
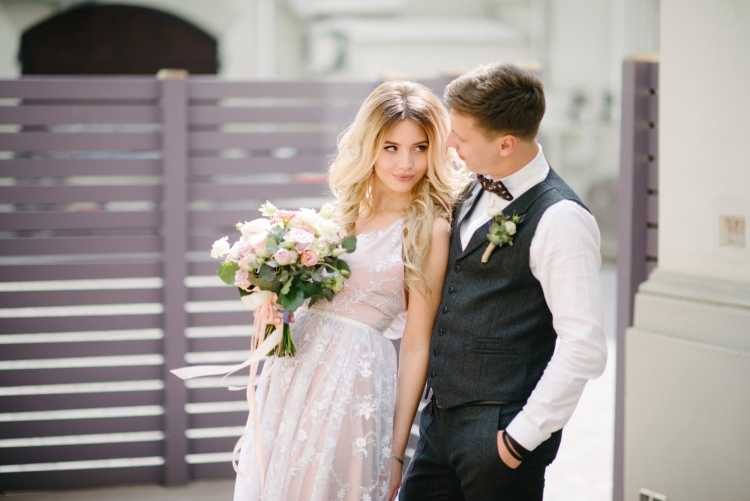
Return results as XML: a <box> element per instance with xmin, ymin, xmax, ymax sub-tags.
<box><xmin>719</xmin><ymin>215</ymin><xmax>746</xmax><ymax>248</ymax></box>
<box><xmin>640</xmin><ymin>488</ymin><xmax>667</xmax><ymax>501</ymax></box>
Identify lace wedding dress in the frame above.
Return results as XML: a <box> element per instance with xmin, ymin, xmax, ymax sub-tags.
<box><xmin>233</xmin><ymin>218</ymin><xmax>406</xmax><ymax>501</ymax></box>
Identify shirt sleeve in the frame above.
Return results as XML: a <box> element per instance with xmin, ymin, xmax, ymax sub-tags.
<box><xmin>504</xmin><ymin>199</ymin><xmax>608</xmax><ymax>451</ymax></box>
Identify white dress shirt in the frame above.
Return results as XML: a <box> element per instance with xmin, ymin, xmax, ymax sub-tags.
<box><xmin>459</xmin><ymin>144</ymin><xmax>607</xmax><ymax>451</ymax></box>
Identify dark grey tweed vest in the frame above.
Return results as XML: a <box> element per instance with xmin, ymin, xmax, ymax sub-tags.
<box><xmin>428</xmin><ymin>168</ymin><xmax>588</xmax><ymax>408</ymax></box>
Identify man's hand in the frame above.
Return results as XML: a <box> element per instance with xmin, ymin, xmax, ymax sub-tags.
<box><xmin>496</xmin><ymin>430</ymin><xmax>522</xmax><ymax>469</ymax></box>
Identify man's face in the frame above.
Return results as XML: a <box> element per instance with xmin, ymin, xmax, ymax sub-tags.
<box><xmin>446</xmin><ymin>110</ymin><xmax>501</xmax><ymax>175</ymax></box>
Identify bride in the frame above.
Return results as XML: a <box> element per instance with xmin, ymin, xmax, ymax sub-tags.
<box><xmin>233</xmin><ymin>80</ymin><xmax>459</xmax><ymax>501</ymax></box>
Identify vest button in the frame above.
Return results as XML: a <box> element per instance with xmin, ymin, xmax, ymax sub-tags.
<box><xmin>448</xmin><ymin>285</ymin><xmax>456</xmax><ymax>294</ymax></box>
<box><xmin>442</xmin><ymin>305</ymin><xmax>448</xmax><ymax>314</ymax></box>
<box><xmin>439</xmin><ymin>328</ymin><xmax>446</xmax><ymax>336</ymax></box>
<box><xmin>454</xmin><ymin>263</ymin><xmax>462</xmax><ymax>272</ymax></box>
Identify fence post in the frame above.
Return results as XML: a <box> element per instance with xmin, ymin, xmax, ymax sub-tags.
<box><xmin>615</xmin><ymin>55</ymin><xmax>659</xmax><ymax>501</ymax></box>
<box><xmin>159</xmin><ymin>68</ymin><xmax>190</xmax><ymax>485</ymax></box>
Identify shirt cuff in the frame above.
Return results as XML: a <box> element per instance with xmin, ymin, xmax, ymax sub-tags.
<box><xmin>505</xmin><ymin>410</ymin><xmax>550</xmax><ymax>452</ymax></box>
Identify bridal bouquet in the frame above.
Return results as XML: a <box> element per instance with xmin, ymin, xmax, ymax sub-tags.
<box><xmin>210</xmin><ymin>201</ymin><xmax>356</xmax><ymax>357</ymax></box>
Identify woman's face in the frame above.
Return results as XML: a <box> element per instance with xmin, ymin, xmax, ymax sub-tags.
<box><xmin>372</xmin><ymin>119</ymin><xmax>429</xmax><ymax>195</ymax></box>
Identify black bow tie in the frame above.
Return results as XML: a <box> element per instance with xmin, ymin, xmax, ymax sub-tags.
<box><xmin>477</xmin><ymin>174</ymin><xmax>514</xmax><ymax>201</ymax></box>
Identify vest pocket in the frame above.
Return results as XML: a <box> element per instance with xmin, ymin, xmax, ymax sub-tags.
<box><xmin>469</xmin><ymin>338</ymin><xmax>526</xmax><ymax>399</ymax></box>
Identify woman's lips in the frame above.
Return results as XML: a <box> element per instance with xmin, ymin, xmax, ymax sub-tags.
<box><xmin>395</xmin><ymin>174</ymin><xmax>415</xmax><ymax>183</ymax></box>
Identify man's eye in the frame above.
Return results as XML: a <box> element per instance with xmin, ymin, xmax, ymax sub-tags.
<box><xmin>416</xmin><ymin>145</ymin><xmax>428</xmax><ymax>152</ymax></box>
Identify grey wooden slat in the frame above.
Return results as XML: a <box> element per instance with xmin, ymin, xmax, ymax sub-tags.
<box><xmin>0</xmin><ymin>441</ymin><xmax>163</xmax><ymax>466</ymax></box>
<box><xmin>189</xmin><ymin>104</ymin><xmax>357</xmax><ymax>125</ymax></box>
<box><xmin>0</xmin><ymin>132</ymin><xmax>160</xmax><ymax>151</ymax></box>
<box><xmin>188</xmin><ymin>311</ymin><xmax>249</xmax><ymax>327</ymax></box>
<box><xmin>189</xmin><ymin>337</ymin><xmax>249</xmax><ymax>353</ymax></box>
<box><xmin>188</xmin><ymin>79</ymin><xmax>375</xmax><ymax>100</ymax></box>
<box><xmin>188</xmin><ymin>462</ymin><xmax>234</xmax><ymax>480</ymax></box>
<box><xmin>0</xmin><ymin>288</ymin><xmax>161</xmax><ymax>307</ymax></box>
<box><xmin>188</xmin><ymin>436</ymin><xmax>238</xmax><ymax>455</ymax></box>
<box><xmin>1</xmin><ymin>390</ymin><xmax>163</xmax><ymax>413</ymax></box>
<box><xmin>0</xmin><ymin>466</ymin><xmax>163</xmax><ymax>491</ymax></box>
<box><xmin>0</xmin><ymin>414</ymin><xmax>162</xmax><ymax>439</ymax></box>
<box><xmin>0</xmin><ymin>262</ymin><xmax>160</xmax><ymax>282</ymax></box>
<box><xmin>0</xmin><ymin>366</ymin><xmax>162</xmax><ymax>387</ymax></box>
<box><xmin>0</xmin><ymin>236</ymin><xmax>161</xmax><ymax>256</ymax></box>
<box><xmin>0</xmin><ymin>159</ymin><xmax>161</xmax><ymax>177</ymax></box>
<box><xmin>0</xmin><ymin>185</ymin><xmax>161</xmax><ymax>203</ymax></box>
<box><xmin>189</xmin><ymin>156</ymin><xmax>331</xmax><ymax>175</ymax></box>
<box><xmin>0</xmin><ymin>313</ymin><xmax>162</xmax><ymax>334</ymax></box>
<box><xmin>0</xmin><ymin>339</ymin><xmax>162</xmax><ymax>361</ymax></box>
<box><xmin>189</xmin><ymin>131</ymin><xmax>336</xmax><ymax>150</ymax></box>
<box><xmin>189</xmin><ymin>412</ymin><xmax>245</xmax><ymax>429</ymax></box>
<box><xmin>189</xmin><ymin>182</ymin><xmax>328</xmax><ymax>201</ymax></box>
<box><xmin>190</xmin><ymin>210</ymin><xmax>251</xmax><ymax>228</ymax></box>
<box><xmin>187</xmin><ymin>287</ymin><xmax>237</xmax><ymax>302</ymax></box>
<box><xmin>188</xmin><ymin>388</ymin><xmax>245</xmax><ymax>404</ymax></box>
<box><xmin>0</xmin><ymin>78</ymin><xmax>159</xmax><ymax>100</ymax></box>
<box><xmin>0</xmin><ymin>105</ymin><xmax>160</xmax><ymax>125</ymax></box>
<box><xmin>0</xmin><ymin>211</ymin><xmax>160</xmax><ymax>231</ymax></box>
<box><xmin>187</xmin><ymin>261</ymin><xmax>224</xmax><ymax>277</ymax></box>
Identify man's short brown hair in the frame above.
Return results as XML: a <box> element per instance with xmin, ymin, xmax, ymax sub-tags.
<box><xmin>444</xmin><ymin>63</ymin><xmax>545</xmax><ymax>140</ymax></box>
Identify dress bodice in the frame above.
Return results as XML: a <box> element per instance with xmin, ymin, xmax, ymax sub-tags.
<box><xmin>308</xmin><ymin>218</ymin><xmax>406</xmax><ymax>334</ymax></box>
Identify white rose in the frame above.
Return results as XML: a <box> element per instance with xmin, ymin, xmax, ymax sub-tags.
<box><xmin>237</xmin><ymin>218</ymin><xmax>271</xmax><ymax>238</ymax></box>
<box><xmin>504</xmin><ymin>221</ymin><xmax>517</xmax><ymax>235</ymax></box>
<box><xmin>285</xmin><ymin>228</ymin><xmax>315</xmax><ymax>248</ymax></box>
<box><xmin>241</xmin><ymin>290</ymin><xmax>275</xmax><ymax>311</ymax></box>
<box><xmin>259</xmin><ymin>201</ymin><xmax>277</xmax><ymax>217</ymax></box>
<box><xmin>319</xmin><ymin>203</ymin><xmax>336</xmax><ymax>219</ymax></box>
<box><xmin>210</xmin><ymin>236</ymin><xmax>230</xmax><ymax>259</ymax></box>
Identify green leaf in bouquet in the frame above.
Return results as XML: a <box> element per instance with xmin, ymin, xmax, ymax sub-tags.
<box><xmin>279</xmin><ymin>283</ymin><xmax>305</xmax><ymax>311</ymax></box>
<box><xmin>300</xmin><ymin>280</ymin><xmax>322</xmax><ymax>298</ymax></box>
<box><xmin>341</xmin><ymin>235</ymin><xmax>357</xmax><ymax>253</ymax></box>
<box><xmin>250</xmin><ymin>264</ymin><xmax>281</xmax><ymax>292</ymax></box>
<box><xmin>218</xmin><ymin>261</ymin><xmax>239</xmax><ymax>285</ymax></box>
<box><xmin>280</xmin><ymin>276</ymin><xmax>294</xmax><ymax>295</ymax></box>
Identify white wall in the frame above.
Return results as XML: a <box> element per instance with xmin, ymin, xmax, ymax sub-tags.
<box><xmin>624</xmin><ymin>2</ymin><xmax>750</xmax><ymax>500</ymax></box>
<box><xmin>659</xmin><ymin>0</ymin><xmax>750</xmax><ymax>282</ymax></box>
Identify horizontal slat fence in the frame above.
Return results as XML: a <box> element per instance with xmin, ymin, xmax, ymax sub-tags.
<box><xmin>0</xmin><ymin>75</ymin><xmax>449</xmax><ymax>491</ymax></box>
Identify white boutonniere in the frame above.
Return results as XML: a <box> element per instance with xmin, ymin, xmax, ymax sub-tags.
<box><xmin>481</xmin><ymin>210</ymin><xmax>524</xmax><ymax>264</ymax></box>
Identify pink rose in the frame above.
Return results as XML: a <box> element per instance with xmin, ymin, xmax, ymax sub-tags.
<box><xmin>273</xmin><ymin>248</ymin><xmax>298</xmax><ymax>266</ymax></box>
<box><xmin>300</xmin><ymin>249</ymin><xmax>319</xmax><ymax>267</ymax></box>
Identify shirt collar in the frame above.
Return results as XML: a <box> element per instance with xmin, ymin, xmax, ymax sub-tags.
<box><xmin>484</xmin><ymin>143</ymin><xmax>550</xmax><ymax>200</ymax></box>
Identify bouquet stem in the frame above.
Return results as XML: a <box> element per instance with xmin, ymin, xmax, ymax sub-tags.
<box><xmin>270</xmin><ymin>322</ymin><xmax>296</xmax><ymax>357</ymax></box>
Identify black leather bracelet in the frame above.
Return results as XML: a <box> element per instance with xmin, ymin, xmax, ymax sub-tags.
<box><xmin>502</xmin><ymin>431</ymin><xmax>524</xmax><ymax>462</ymax></box>
<box><xmin>504</xmin><ymin>432</ymin><xmax>530</xmax><ymax>458</ymax></box>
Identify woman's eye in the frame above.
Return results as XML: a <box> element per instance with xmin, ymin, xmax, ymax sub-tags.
<box><xmin>384</xmin><ymin>145</ymin><xmax>397</xmax><ymax>152</ymax></box>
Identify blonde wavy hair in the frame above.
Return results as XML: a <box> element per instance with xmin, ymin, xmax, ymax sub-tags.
<box><xmin>328</xmin><ymin>80</ymin><xmax>462</xmax><ymax>294</ymax></box>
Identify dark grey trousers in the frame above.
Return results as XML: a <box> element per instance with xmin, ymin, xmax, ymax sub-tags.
<box><xmin>399</xmin><ymin>401</ymin><xmax>561</xmax><ymax>501</ymax></box>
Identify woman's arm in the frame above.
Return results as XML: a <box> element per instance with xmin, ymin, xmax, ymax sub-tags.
<box><xmin>388</xmin><ymin>217</ymin><xmax>451</xmax><ymax>489</ymax></box>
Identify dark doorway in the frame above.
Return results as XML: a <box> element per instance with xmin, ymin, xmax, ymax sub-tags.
<box><xmin>19</xmin><ymin>3</ymin><xmax>218</xmax><ymax>75</ymax></box>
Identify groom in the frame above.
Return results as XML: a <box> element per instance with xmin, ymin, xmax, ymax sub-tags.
<box><xmin>399</xmin><ymin>64</ymin><xmax>607</xmax><ymax>500</ymax></box>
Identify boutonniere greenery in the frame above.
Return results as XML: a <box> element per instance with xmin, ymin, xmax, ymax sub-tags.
<box><xmin>481</xmin><ymin>212</ymin><xmax>524</xmax><ymax>264</ymax></box>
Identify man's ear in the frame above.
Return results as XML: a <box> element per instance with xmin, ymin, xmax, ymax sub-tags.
<box><xmin>496</xmin><ymin>134</ymin><xmax>518</xmax><ymax>158</ymax></box>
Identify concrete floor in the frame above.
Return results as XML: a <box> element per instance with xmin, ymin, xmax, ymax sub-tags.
<box><xmin>3</xmin><ymin>265</ymin><xmax>617</xmax><ymax>501</ymax></box>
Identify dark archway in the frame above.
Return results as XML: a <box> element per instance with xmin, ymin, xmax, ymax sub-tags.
<box><xmin>19</xmin><ymin>3</ymin><xmax>218</xmax><ymax>74</ymax></box>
